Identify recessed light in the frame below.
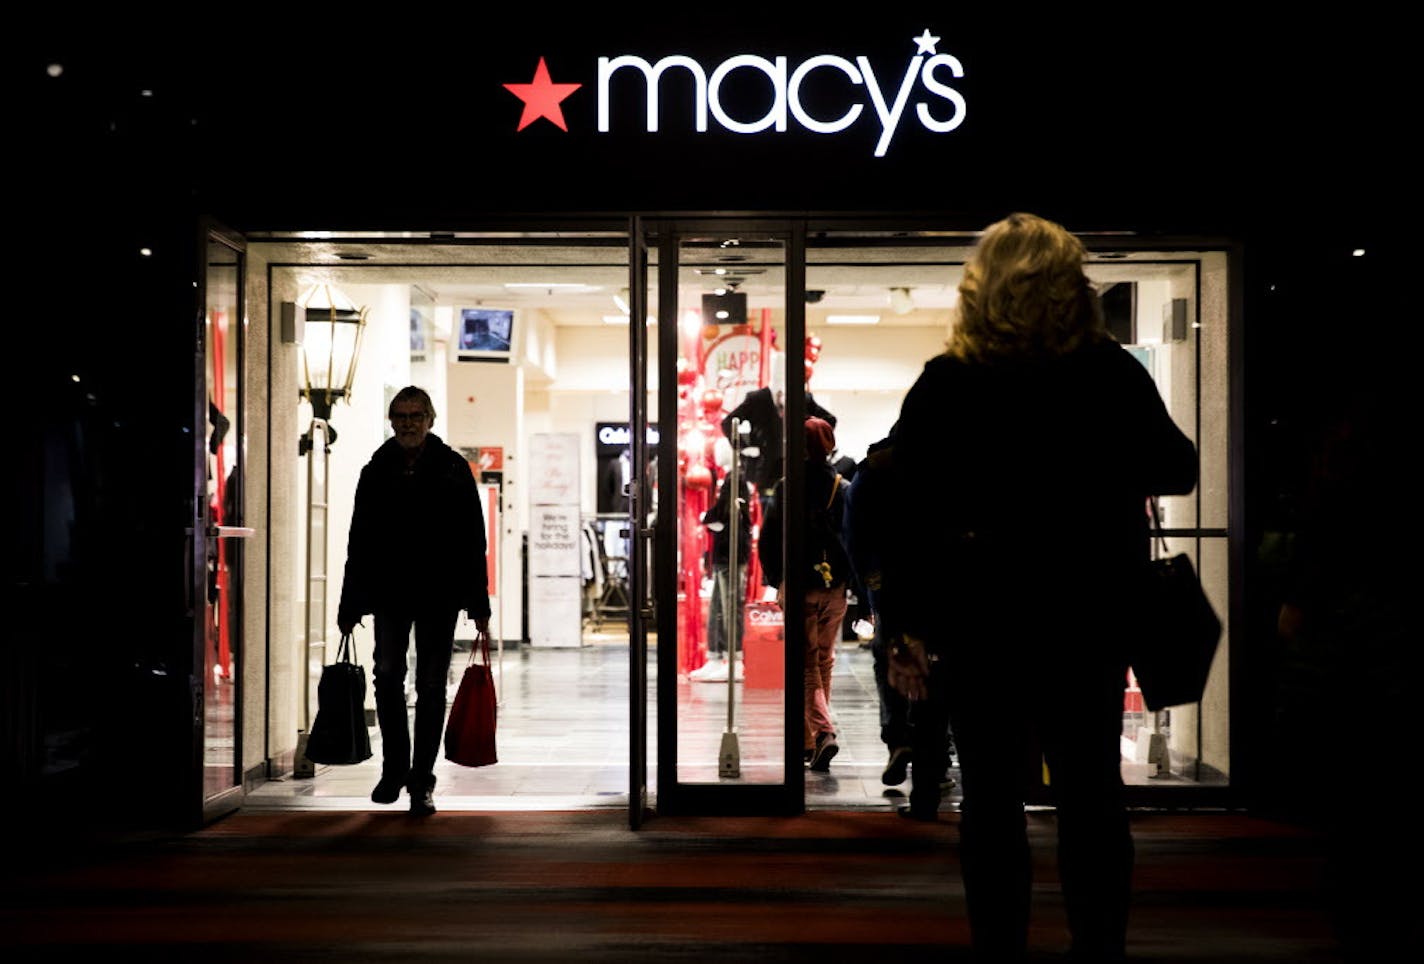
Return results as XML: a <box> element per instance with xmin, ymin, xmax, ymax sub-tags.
<box><xmin>826</xmin><ymin>314</ymin><xmax>880</xmax><ymax>326</ymax></box>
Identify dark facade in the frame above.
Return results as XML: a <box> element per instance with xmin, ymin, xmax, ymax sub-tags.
<box><xmin>13</xmin><ymin>16</ymin><xmax>1405</xmax><ymax>829</ymax></box>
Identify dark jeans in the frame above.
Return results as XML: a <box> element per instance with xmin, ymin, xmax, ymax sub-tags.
<box><xmin>872</xmin><ymin>618</ymin><xmax>953</xmax><ymax>808</ymax></box>
<box><xmin>870</xmin><ymin>623</ymin><xmax>913</xmax><ymax>748</ymax></box>
<box><xmin>947</xmin><ymin>637</ymin><xmax>1132</xmax><ymax>962</ymax></box>
<box><xmin>373</xmin><ymin>604</ymin><xmax>459</xmax><ymax>792</ymax></box>
<box><xmin>707</xmin><ymin>563</ymin><xmax>746</xmax><ymax>657</ymax></box>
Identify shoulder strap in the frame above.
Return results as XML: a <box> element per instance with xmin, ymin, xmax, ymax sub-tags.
<box><xmin>825</xmin><ymin>474</ymin><xmax>844</xmax><ymax>510</ymax></box>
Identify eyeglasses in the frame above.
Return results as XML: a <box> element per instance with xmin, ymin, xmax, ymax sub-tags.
<box><xmin>390</xmin><ymin>411</ymin><xmax>429</xmax><ymax>423</ymax></box>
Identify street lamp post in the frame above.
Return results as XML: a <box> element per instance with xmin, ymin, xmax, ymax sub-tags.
<box><xmin>293</xmin><ymin>284</ymin><xmax>367</xmax><ymax>777</ymax></box>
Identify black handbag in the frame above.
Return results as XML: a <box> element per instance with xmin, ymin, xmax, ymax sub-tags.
<box><xmin>1132</xmin><ymin>498</ymin><xmax>1223</xmax><ymax>712</ymax></box>
<box><xmin>303</xmin><ymin>632</ymin><xmax>374</xmax><ymax>765</ymax></box>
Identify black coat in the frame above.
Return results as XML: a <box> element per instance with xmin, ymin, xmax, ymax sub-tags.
<box><xmin>721</xmin><ymin>387</ymin><xmax>836</xmax><ymax>490</ymax></box>
<box><xmin>702</xmin><ymin>475</ymin><xmax>753</xmax><ymax>568</ymax></box>
<box><xmin>758</xmin><ymin>459</ymin><xmax>851</xmax><ymax>593</ymax></box>
<box><xmin>880</xmin><ymin>341</ymin><xmax>1197</xmax><ymax>649</ymax></box>
<box><xmin>337</xmin><ymin>433</ymin><xmax>491</xmax><ymax>624</ymax></box>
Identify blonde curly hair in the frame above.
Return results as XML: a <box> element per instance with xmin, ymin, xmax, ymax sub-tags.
<box><xmin>947</xmin><ymin>212</ymin><xmax>1107</xmax><ymax>362</ymax></box>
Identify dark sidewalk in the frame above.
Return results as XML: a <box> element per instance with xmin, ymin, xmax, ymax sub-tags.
<box><xmin>2</xmin><ymin>807</ymin><xmax>1387</xmax><ymax>962</ymax></box>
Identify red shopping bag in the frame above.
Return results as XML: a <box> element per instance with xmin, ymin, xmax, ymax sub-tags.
<box><xmin>444</xmin><ymin>632</ymin><xmax>497</xmax><ymax>767</ymax></box>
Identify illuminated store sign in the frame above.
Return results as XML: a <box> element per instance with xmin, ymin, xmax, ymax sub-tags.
<box><xmin>597</xmin><ymin>423</ymin><xmax>661</xmax><ymax>449</ymax></box>
<box><xmin>503</xmin><ymin>29</ymin><xmax>965</xmax><ymax>157</ymax></box>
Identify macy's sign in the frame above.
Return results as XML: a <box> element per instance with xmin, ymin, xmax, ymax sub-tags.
<box><xmin>503</xmin><ymin>29</ymin><xmax>966</xmax><ymax>157</ymax></box>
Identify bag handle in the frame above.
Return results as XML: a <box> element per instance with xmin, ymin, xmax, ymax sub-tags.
<box><xmin>465</xmin><ymin>628</ymin><xmax>493</xmax><ymax>670</ymax></box>
<box><xmin>1148</xmin><ymin>496</ymin><xmax>1170</xmax><ymax>559</ymax></box>
<box><xmin>336</xmin><ymin>631</ymin><xmax>358</xmax><ymax>664</ymax></box>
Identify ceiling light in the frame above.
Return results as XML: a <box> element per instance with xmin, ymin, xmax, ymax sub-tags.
<box><xmin>826</xmin><ymin>314</ymin><xmax>880</xmax><ymax>326</ymax></box>
<box><xmin>1352</xmin><ymin>248</ymin><xmax>1366</xmax><ymax>257</ymax></box>
<box><xmin>504</xmin><ymin>280</ymin><xmax>598</xmax><ymax>291</ymax></box>
<box><xmin>613</xmin><ymin>289</ymin><xmax>630</xmax><ymax>314</ymax></box>
<box><xmin>603</xmin><ymin>315</ymin><xmax>630</xmax><ymax>325</ymax></box>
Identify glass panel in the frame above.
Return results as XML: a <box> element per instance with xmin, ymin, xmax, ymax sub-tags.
<box><xmin>203</xmin><ymin>237</ymin><xmax>241</xmax><ymax>802</ymax></box>
<box><xmin>675</xmin><ymin>237</ymin><xmax>787</xmax><ymax>784</ymax></box>
<box><xmin>1123</xmin><ymin>534</ymin><xmax>1229</xmax><ymax>786</ymax></box>
<box><xmin>807</xmin><ymin>237</ymin><xmax>1233</xmax><ymax>797</ymax></box>
<box><xmin>1084</xmin><ymin>259</ymin><xmax>1204</xmax><ymax>530</ymax></box>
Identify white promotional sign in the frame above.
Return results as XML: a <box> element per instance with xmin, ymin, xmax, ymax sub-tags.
<box><xmin>527</xmin><ymin>432</ymin><xmax>584</xmax><ymax>646</ymax></box>
<box><xmin>529</xmin><ymin>432</ymin><xmax>581</xmax><ymax>506</ymax></box>
<box><xmin>529</xmin><ymin>506</ymin><xmax>582</xmax><ymax>578</ymax></box>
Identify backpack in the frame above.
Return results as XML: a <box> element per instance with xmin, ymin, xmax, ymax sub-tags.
<box><xmin>805</xmin><ymin>473</ymin><xmax>850</xmax><ymax>589</ymax></box>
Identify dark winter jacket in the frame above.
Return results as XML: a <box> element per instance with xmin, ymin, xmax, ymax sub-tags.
<box><xmin>758</xmin><ymin>459</ymin><xmax>851</xmax><ymax>593</ymax></box>
<box><xmin>337</xmin><ymin>433</ymin><xmax>491</xmax><ymax>624</ymax></box>
<box><xmin>721</xmin><ymin>387</ymin><xmax>837</xmax><ymax>490</ymax></box>
<box><xmin>842</xmin><ymin>434</ymin><xmax>895</xmax><ymax>615</ymax></box>
<box><xmin>880</xmin><ymin>340</ymin><xmax>1197</xmax><ymax>650</ymax></box>
<box><xmin>703</xmin><ymin>474</ymin><xmax>753</xmax><ymax>568</ymax></box>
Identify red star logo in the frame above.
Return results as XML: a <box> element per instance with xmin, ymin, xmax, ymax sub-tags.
<box><xmin>503</xmin><ymin>57</ymin><xmax>582</xmax><ymax>132</ymax></box>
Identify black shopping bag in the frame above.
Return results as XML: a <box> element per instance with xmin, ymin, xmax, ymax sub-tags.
<box><xmin>1131</xmin><ymin>500</ymin><xmax>1223</xmax><ymax>712</ymax></box>
<box><xmin>303</xmin><ymin>632</ymin><xmax>374</xmax><ymax>765</ymax></box>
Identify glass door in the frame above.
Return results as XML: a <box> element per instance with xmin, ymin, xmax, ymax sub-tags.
<box><xmin>645</xmin><ymin>219</ymin><xmax>807</xmax><ymax>816</ymax></box>
<box><xmin>627</xmin><ymin>220</ymin><xmax>651</xmax><ymax>828</ymax></box>
<box><xmin>195</xmin><ymin>223</ymin><xmax>250</xmax><ymax>823</ymax></box>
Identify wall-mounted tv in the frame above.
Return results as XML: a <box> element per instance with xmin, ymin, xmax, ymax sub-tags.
<box><xmin>456</xmin><ymin>307</ymin><xmax>516</xmax><ymax>363</ymax></box>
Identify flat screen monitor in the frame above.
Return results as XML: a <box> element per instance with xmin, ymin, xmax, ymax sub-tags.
<box><xmin>456</xmin><ymin>307</ymin><xmax>516</xmax><ymax>362</ymax></box>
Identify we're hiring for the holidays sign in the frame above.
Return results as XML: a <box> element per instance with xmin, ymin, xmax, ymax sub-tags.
<box><xmin>501</xmin><ymin>28</ymin><xmax>966</xmax><ymax>157</ymax></box>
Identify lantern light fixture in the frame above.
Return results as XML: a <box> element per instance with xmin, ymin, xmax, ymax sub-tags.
<box><xmin>297</xmin><ymin>283</ymin><xmax>367</xmax><ymax>453</ymax></box>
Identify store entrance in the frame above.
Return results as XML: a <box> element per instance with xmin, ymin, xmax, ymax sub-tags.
<box><xmin>642</xmin><ymin>220</ymin><xmax>806</xmax><ymax>816</ymax></box>
<box><xmin>242</xmin><ymin>223</ymin><xmax>1233</xmax><ymax>820</ymax></box>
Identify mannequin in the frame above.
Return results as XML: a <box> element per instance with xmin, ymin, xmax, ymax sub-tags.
<box><xmin>692</xmin><ymin>437</ymin><xmax>753</xmax><ymax>681</ymax></box>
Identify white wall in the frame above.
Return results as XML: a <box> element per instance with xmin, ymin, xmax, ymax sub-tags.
<box><xmin>444</xmin><ymin>359</ymin><xmax>525</xmax><ymax>642</ymax></box>
<box><xmin>316</xmin><ymin>284</ymin><xmax>412</xmax><ymax>685</ymax></box>
<box><xmin>803</xmin><ymin>325</ymin><xmax>946</xmax><ymax>462</ymax></box>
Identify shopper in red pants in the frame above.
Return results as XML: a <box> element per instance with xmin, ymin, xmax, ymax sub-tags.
<box><xmin>759</xmin><ymin>417</ymin><xmax>852</xmax><ymax>771</ymax></box>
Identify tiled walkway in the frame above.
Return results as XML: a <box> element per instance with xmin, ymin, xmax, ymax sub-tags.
<box><xmin>246</xmin><ymin>633</ymin><xmax>920</xmax><ymax>814</ymax></box>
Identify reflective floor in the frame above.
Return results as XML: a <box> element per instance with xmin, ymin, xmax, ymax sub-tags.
<box><xmin>246</xmin><ymin>626</ymin><xmax>1208</xmax><ymax>815</ymax></box>
<box><xmin>246</xmin><ymin>630</ymin><xmax>926</xmax><ymax>814</ymax></box>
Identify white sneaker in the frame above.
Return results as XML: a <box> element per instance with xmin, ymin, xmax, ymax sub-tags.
<box><xmin>689</xmin><ymin>658</ymin><xmax>728</xmax><ymax>682</ymax></box>
<box><xmin>734</xmin><ymin>659</ymin><xmax>745</xmax><ymax>681</ymax></box>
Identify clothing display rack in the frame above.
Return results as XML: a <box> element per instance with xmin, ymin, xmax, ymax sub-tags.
<box><xmin>585</xmin><ymin>514</ymin><xmax>631</xmax><ymax>630</ymax></box>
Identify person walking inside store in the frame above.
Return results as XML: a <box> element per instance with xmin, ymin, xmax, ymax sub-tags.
<box><xmin>694</xmin><ymin>438</ymin><xmax>754</xmax><ymax>681</ymax></box>
<box><xmin>337</xmin><ymin>386</ymin><xmax>491</xmax><ymax>817</ymax></box>
<box><xmin>880</xmin><ymin>213</ymin><xmax>1197</xmax><ymax>962</ymax></box>
<box><xmin>843</xmin><ymin>429</ymin><xmax>955</xmax><ymax>818</ymax></box>
<box><xmin>759</xmin><ymin>416</ymin><xmax>852</xmax><ymax>771</ymax></box>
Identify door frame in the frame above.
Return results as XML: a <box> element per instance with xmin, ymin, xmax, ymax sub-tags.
<box><xmin>639</xmin><ymin>217</ymin><xmax>808</xmax><ymax>817</ymax></box>
<box><xmin>627</xmin><ymin>218</ymin><xmax>650</xmax><ymax>829</ymax></box>
<box><xmin>194</xmin><ymin>219</ymin><xmax>248</xmax><ymax>826</ymax></box>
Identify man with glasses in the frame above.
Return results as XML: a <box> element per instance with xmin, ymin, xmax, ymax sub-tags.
<box><xmin>338</xmin><ymin>386</ymin><xmax>491</xmax><ymax>816</ymax></box>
